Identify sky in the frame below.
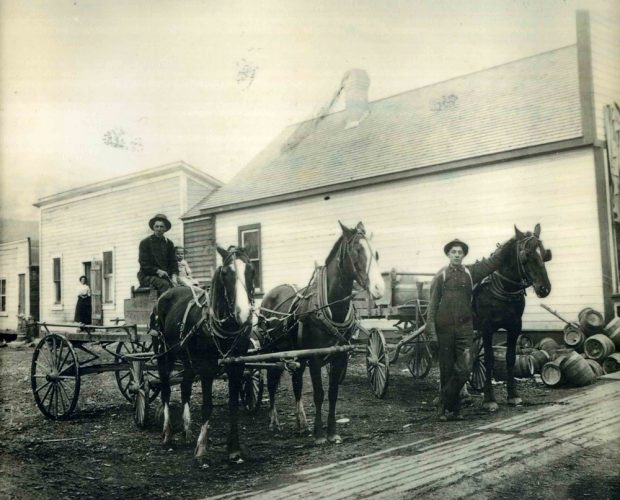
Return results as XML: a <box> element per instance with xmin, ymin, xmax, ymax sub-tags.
<box><xmin>1</xmin><ymin>0</ymin><xmax>618</xmax><ymax>222</ymax></box>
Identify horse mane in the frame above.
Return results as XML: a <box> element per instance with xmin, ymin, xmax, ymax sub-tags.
<box><xmin>210</xmin><ymin>266</ymin><xmax>227</xmax><ymax>318</ymax></box>
<box><xmin>325</xmin><ymin>235</ymin><xmax>345</xmax><ymax>265</ymax></box>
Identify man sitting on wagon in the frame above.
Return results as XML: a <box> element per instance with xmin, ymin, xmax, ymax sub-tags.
<box><xmin>137</xmin><ymin>214</ymin><xmax>179</xmax><ymax>295</ymax></box>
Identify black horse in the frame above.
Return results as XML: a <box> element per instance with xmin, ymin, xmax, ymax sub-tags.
<box><xmin>258</xmin><ymin>221</ymin><xmax>384</xmax><ymax>445</ymax></box>
<box><xmin>153</xmin><ymin>245</ymin><xmax>254</xmax><ymax>462</ymax></box>
<box><xmin>473</xmin><ymin>224</ymin><xmax>552</xmax><ymax>411</ymax></box>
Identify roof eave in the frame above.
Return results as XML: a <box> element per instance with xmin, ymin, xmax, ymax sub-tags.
<box><xmin>33</xmin><ymin>161</ymin><xmax>223</xmax><ymax>208</ymax></box>
<box><xmin>196</xmin><ymin>136</ymin><xmax>593</xmax><ymax>216</ymax></box>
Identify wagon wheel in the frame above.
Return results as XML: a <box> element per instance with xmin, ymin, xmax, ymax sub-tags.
<box><xmin>241</xmin><ymin>369</ymin><xmax>264</xmax><ymax>414</ymax></box>
<box><xmin>115</xmin><ymin>341</ymin><xmax>160</xmax><ymax>403</ymax></box>
<box><xmin>468</xmin><ymin>344</ymin><xmax>486</xmax><ymax>392</ymax></box>
<box><xmin>31</xmin><ymin>334</ymin><xmax>81</xmax><ymax>420</ymax></box>
<box><xmin>366</xmin><ymin>328</ymin><xmax>389</xmax><ymax>399</ymax></box>
<box><xmin>130</xmin><ymin>359</ymin><xmax>150</xmax><ymax>428</ymax></box>
<box><xmin>407</xmin><ymin>336</ymin><xmax>432</xmax><ymax>379</ymax></box>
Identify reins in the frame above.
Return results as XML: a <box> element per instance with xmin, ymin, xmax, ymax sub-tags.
<box><xmin>487</xmin><ymin>235</ymin><xmax>539</xmax><ymax>301</ymax></box>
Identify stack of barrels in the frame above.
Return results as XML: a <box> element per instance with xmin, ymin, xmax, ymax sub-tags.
<box><xmin>536</xmin><ymin>308</ymin><xmax>620</xmax><ymax>387</ymax></box>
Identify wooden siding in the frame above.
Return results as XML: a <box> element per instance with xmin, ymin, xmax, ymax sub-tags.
<box><xmin>39</xmin><ymin>176</ymin><xmax>183</xmax><ymax>324</ymax></box>
<box><xmin>590</xmin><ymin>13</ymin><xmax>620</xmax><ymax>140</ymax></box>
<box><xmin>183</xmin><ymin>217</ymin><xmax>216</xmax><ymax>283</ymax></box>
<box><xmin>0</xmin><ymin>239</ymin><xmax>30</xmax><ymax>331</ymax></box>
<box><xmin>215</xmin><ymin>148</ymin><xmax>602</xmax><ymax>331</ymax></box>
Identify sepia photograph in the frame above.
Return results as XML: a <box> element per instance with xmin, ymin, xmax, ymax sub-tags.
<box><xmin>1</xmin><ymin>0</ymin><xmax>619</xmax><ymax>498</ymax></box>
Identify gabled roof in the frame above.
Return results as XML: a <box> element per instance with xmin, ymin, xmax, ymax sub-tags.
<box><xmin>188</xmin><ymin>45</ymin><xmax>583</xmax><ymax>217</ymax></box>
<box><xmin>34</xmin><ymin>161</ymin><xmax>223</xmax><ymax>208</ymax></box>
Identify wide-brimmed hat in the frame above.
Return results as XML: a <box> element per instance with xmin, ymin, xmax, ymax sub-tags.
<box><xmin>444</xmin><ymin>238</ymin><xmax>469</xmax><ymax>256</ymax></box>
<box><xmin>149</xmin><ymin>214</ymin><xmax>172</xmax><ymax>231</ymax></box>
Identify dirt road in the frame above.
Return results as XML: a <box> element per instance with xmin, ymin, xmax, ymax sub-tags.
<box><xmin>1</xmin><ymin>343</ymin><xmax>617</xmax><ymax>499</ymax></box>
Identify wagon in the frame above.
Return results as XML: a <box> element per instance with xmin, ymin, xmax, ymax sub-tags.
<box><xmin>354</xmin><ymin>270</ymin><xmax>436</xmax><ymax>398</ymax></box>
<box><xmin>30</xmin><ymin>286</ymin><xmax>354</xmax><ymax>426</ymax></box>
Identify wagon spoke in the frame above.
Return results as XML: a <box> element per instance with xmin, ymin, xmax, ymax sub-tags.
<box><xmin>46</xmin><ymin>384</ymin><xmax>56</xmax><ymax>415</ymax></box>
<box><xmin>58</xmin><ymin>348</ymin><xmax>73</xmax><ymax>373</ymax></box>
<box><xmin>37</xmin><ymin>346</ymin><xmax>54</xmax><ymax>370</ymax></box>
<box><xmin>57</xmin><ymin>382</ymin><xmax>69</xmax><ymax>413</ymax></box>
<box><xmin>56</xmin><ymin>341</ymin><xmax>65</xmax><ymax>371</ymax></box>
<box><xmin>40</xmin><ymin>380</ymin><xmax>54</xmax><ymax>405</ymax></box>
<box><xmin>34</xmin><ymin>380</ymin><xmax>51</xmax><ymax>394</ymax></box>
<box><xmin>54</xmin><ymin>384</ymin><xmax>60</xmax><ymax>416</ymax></box>
<box><xmin>35</xmin><ymin>360</ymin><xmax>53</xmax><ymax>373</ymax></box>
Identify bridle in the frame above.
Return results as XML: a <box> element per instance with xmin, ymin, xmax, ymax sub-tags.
<box><xmin>337</xmin><ymin>229</ymin><xmax>376</xmax><ymax>291</ymax></box>
<box><xmin>491</xmin><ymin>235</ymin><xmax>545</xmax><ymax>298</ymax></box>
<box><xmin>210</xmin><ymin>248</ymin><xmax>254</xmax><ymax>329</ymax></box>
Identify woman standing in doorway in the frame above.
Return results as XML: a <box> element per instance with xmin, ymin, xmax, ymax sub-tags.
<box><xmin>74</xmin><ymin>275</ymin><xmax>92</xmax><ymax>325</ymax></box>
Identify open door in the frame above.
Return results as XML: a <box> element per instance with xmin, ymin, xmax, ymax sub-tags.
<box><xmin>90</xmin><ymin>259</ymin><xmax>103</xmax><ymax>325</ymax></box>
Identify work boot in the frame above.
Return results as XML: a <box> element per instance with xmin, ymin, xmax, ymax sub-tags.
<box><xmin>437</xmin><ymin>401</ymin><xmax>449</xmax><ymax>422</ymax></box>
<box><xmin>451</xmin><ymin>409</ymin><xmax>464</xmax><ymax>421</ymax></box>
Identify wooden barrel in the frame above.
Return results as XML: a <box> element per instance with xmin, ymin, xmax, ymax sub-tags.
<box><xmin>537</xmin><ymin>337</ymin><xmax>560</xmax><ymax>354</ymax></box>
<box><xmin>391</xmin><ymin>274</ymin><xmax>431</xmax><ymax>306</ymax></box>
<box><xmin>585</xmin><ymin>358</ymin><xmax>605</xmax><ymax>377</ymax></box>
<box><xmin>578</xmin><ymin>307</ymin><xmax>605</xmax><ymax>336</ymax></box>
<box><xmin>517</xmin><ymin>334</ymin><xmax>533</xmax><ymax>350</ymax></box>
<box><xmin>563</xmin><ymin>323</ymin><xmax>585</xmax><ymax>352</ymax></box>
<box><xmin>584</xmin><ymin>334</ymin><xmax>616</xmax><ymax>361</ymax></box>
<box><xmin>603</xmin><ymin>317</ymin><xmax>620</xmax><ymax>350</ymax></box>
<box><xmin>492</xmin><ymin>346</ymin><xmax>533</xmax><ymax>379</ymax></box>
<box><xmin>541</xmin><ymin>358</ymin><xmax>565</xmax><ymax>387</ymax></box>
<box><xmin>529</xmin><ymin>349</ymin><xmax>551</xmax><ymax>374</ymax></box>
<box><xmin>602</xmin><ymin>353</ymin><xmax>620</xmax><ymax>374</ymax></box>
<box><xmin>562</xmin><ymin>351</ymin><xmax>596</xmax><ymax>386</ymax></box>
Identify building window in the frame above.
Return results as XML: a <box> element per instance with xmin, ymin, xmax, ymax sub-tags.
<box><xmin>103</xmin><ymin>251</ymin><xmax>114</xmax><ymax>304</ymax></box>
<box><xmin>0</xmin><ymin>279</ymin><xmax>6</xmax><ymax>313</ymax></box>
<box><xmin>53</xmin><ymin>257</ymin><xmax>62</xmax><ymax>304</ymax></box>
<box><xmin>238</xmin><ymin>224</ymin><xmax>262</xmax><ymax>292</ymax></box>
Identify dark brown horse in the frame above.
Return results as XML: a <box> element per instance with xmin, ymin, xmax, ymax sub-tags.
<box><xmin>258</xmin><ymin>221</ymin><xmax>384</xmax><ymax>444</ymax></box>
<box><xmin>153</xmin><ymin>245</ymin><xmax>254</xmax><ymax>463</ymax></box>
<box><xmin>473</xmin><ymin>224</ymin><xmax>552</xmax><ymax>411</ymax></box>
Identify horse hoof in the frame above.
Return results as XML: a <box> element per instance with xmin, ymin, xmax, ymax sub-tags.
<box><xmin>327</xmin><ymin>434</ymin><xmax>342</xmax><ymax>444</ymax></box>
<box><xmin>229</xmin><ymin>452</ymin><xmax>244</xmax><ymax>464</ymax></box>
<box><xmin>184</xmin><ymin>431</ymin><xmax>193</xmax><ymax>443</ymax></box>
<box><xmin>315</xmin><ymin>437</ymin><xmax>327</xmax><ymax>445</ymax></box>
<box><xmin>484</xmin><ymin>402</ymin><xmax>499</xmax><ymax>412</ymax></box>
<box><xmin>193</xmin><ymin>456</ymin><xmax>210</xmax><ymax>468</ymax></box>
<box><xmin>507</xmin><ymin>397</ymin><xmax>522</xmax><ymax>407</ymax></box>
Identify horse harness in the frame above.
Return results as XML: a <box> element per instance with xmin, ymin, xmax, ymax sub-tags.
<box><xmin>484</xmin><ymin>235</ymin><xmax>541</xmax><ymax>302</ymax></box>
<box><xmin>257</xmin><ymin>265</ymin><xmax>357</xmax><ymax>351</ymax></box>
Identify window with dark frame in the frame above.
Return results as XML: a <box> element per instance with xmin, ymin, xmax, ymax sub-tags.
<box><xmin>53</xmin><ymin>257</ymin><xmax>62</xmax><ymax>303</ymax></box>
<box><xmin>0</xmin><ymin>279</ymin><xmax>6</xmax><ymax>312</ymax></box>
<box><xmin>103</xmin><ymin>251</ymin><xmax>114</xmax><ymax>303</ymax></box>
<box><xmin>238</xmin><ymin>224</ymin><xmax>262</xmax><ymax>292</ymax></box>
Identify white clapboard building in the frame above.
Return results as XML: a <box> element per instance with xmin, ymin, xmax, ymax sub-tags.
<box><xmin>0</xmin><ymin>238</ymin><xmax>39</xmax><ymax>332</ymax></box>
<box><xmin>183</xmin><ymin>11</ymin><xmax>620</xmax><ymax>332</ymax></box>
<box><xmin>35</xmin><ymin>161</ymin><xmax>222</xmax><ymax>325</ymax></box>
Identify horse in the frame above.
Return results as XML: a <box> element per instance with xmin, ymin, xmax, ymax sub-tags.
<box><xmin>152</xmin><ymin>245</ymin><xmax>255</xmax><ymax>463</ymax></box>
<box><xmin>473</xmin><ymin>223</ymin><xmax>552</xmax><ymax>411</ymax></box>
<box><xmin>258</xmin><ymin>221</ymin><xmax>385</xmax><ymax>445</ymax></box>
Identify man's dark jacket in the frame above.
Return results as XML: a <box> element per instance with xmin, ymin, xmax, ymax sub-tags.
<box><xmin>137</xmin><ymin>234</ymin><xmax>179</xmax><ymax>282</ymax></box>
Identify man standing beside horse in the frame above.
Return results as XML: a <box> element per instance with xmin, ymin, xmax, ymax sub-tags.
<box><xmin>137</xmin><ymin>214</ymin><xmax>179</xmax><ymax>295</ymax></box>
<box><xmin>426</xmin><ymin>238</ymin><xmax>510</xmax><ymax>421</ymax></box>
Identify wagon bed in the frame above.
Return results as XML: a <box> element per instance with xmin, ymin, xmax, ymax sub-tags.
<box><xmin>353</xmin><ymin>270</ymin><xmax>436</xmax><ymax>398</ymax></box>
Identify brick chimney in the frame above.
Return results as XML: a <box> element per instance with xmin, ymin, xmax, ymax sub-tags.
<box><xmin>343</xmin><ymin>69</ymin><xmax>370</xmax><ymax>129</ymax></box>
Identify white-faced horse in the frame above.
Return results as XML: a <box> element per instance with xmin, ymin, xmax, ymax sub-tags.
<box><xmin>153</xmin><ymin>245</ymin><xmax>254</xmax><ymax>463</ymax></box>
<box><xmin>259</xmin><ymin>221</ymin><xmax>384</xmax><ymax>444</ymax></box>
